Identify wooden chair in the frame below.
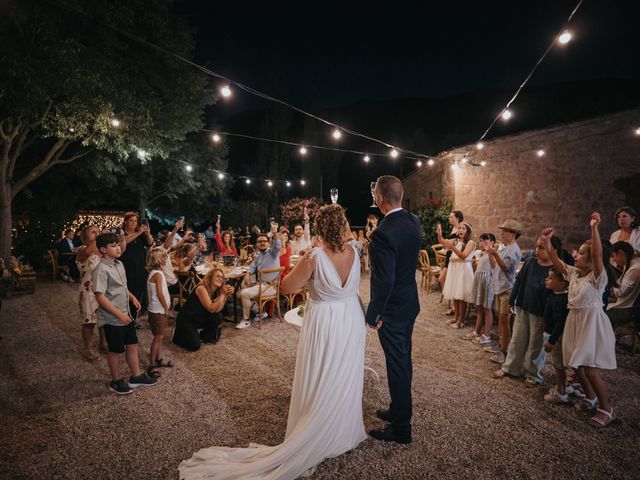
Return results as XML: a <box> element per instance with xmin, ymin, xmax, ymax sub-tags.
<box><xmin>418</xmin><ymin>250</ymin><xmax>441</xmax><ymax>294</ymax></box>
<box><xmin>281</xmin><ymin>286</ymin><xmax>307</xmax><ymax>311</ymax></box>
<box><xmin>256</xmin><ymin>266</ymin><xmax>284</xmax><ymax>329</ymax></box>
<box><xmin>47</xmin><ymin>249</ymin><xmax>69</xmax><ymax>281</ymax></box>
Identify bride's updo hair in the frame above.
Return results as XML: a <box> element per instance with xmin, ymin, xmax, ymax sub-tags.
<box><xmin>314</xmin><ymin>204</ymin><xmax>347</xmax><ymax>252</ymax></box>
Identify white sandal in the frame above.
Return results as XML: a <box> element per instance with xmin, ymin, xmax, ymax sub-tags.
<box><xmin>589</xmin><ymin>408</ymin><xmax>615</xmax><ymax>428</ymax></box>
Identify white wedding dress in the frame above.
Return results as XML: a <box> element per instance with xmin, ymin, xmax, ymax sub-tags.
<box><xmin>179</xmin><ymin>245</ymin><xmax>367</xmax><ymax>480</ymax></box>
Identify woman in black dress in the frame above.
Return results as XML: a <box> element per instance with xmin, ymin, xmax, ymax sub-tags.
<box><xmin>121</xmin><ymin>212</ymin><xmax>154</xmax><ymax>315</ymax></box>
<box><xmin>173</xmin><ymin>268</ymin><xmax>234</xmax><ymax>351</ymax></box>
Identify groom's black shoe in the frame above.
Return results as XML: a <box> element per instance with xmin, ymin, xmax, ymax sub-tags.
<box><xmin>369</xmin><ymin>426</ymin><xmax>412</xmax><ymax>444</ymax></box>
<box><xmin>375</xmin><ymin>409</ymin><xmax>392</xmax><ymax>422</ymax></box>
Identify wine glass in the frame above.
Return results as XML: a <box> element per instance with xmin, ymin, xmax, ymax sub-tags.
<box><xmin>270</xmin><ymin>217</ymin><xmax>278</xmax><ymax>229</ymax></box>
<box><xmin>370</xmin><ymin>182</ymin><xmax>377</xmax><ymax>208</ymax></box>
<box><xmin>330</xmin><ymin>188</ymin><xmax>339</xmax><ymax>205</ymax></box>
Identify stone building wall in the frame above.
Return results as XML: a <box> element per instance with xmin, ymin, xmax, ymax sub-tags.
<box><xmin>403</xmin><ymin>108</ymin><xmax>640</xmax><ymax>249</ymax></box>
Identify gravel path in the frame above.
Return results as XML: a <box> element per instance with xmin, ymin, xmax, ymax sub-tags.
<box><xmin>1</xmin><ymin>275</ymin><xmax>639</xmax><ymax>479</ymax></box>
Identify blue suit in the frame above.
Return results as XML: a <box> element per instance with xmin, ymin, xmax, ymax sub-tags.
<box><xmin>366</xmin><ymin>209</ymin><xmax>421</xmax><ymax>434</ymax></box>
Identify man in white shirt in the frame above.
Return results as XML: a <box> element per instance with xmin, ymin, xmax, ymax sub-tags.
<box><xmin>290</xmin><ymin>210</ymin><xmax>311</xmax><ymax>256</ymax></box>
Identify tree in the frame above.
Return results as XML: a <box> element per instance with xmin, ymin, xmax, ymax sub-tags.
<box><xmin>0</xmin><ymin>0</ymin><xmax>214</xmax><ymax>260</ymax></box>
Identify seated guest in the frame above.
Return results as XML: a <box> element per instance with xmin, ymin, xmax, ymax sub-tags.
<box><xmin>606</xmin><ymin>241</ymin><xmax>640</xmax><ymax>325</ymax></box>
<box><xmin>290</xmin><ymin>210</ymin><xmax>311</xmax><ymax>255</ymax></box>
<box><xmin>172</xmin><ymin>268</ymin><xmax>233</xmax><ymax>351</ymax></box>
<box><xmin>194</xmin><ymin>234</ymin><xmax>208</xmax><ymax>265</ymax></box>
<box><xmin>204</xmin><ymin>225</ymin><xmax>215</xmax><ymax>251</ymax></box>
<box><xmin>280</xmin><ymin>231</ymin><xmax>292</xmax><ymax>279</ymax></box>
<box><xmin>57</xmin><ymin>229</ymin><xmax>80</xmax><ymax>281</ymax></box>
<box><xmin>170</xmin><ymin>243</ymin><xmax>197</xmax><ymax>274</ymax></box>
<box><xmin>610</xmin><ymin>206</ymin><xmax>640</xmax><ymax>255</ymax></box>
<box><xmin>215</xmin><ymin>220</ymin><xmax>238</xmax><ymax>256</ymax></box>
<box><xmin>236</xmin><ymin>226</ymin><xmax>281</xmax><ymax>330</ymax></box>
<box><xmin>250</xmin><ymin>224</ymin><xmax>261</xmax><ymax>245</ymax></box>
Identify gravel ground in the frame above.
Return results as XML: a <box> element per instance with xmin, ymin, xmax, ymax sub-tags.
<box><xmin>1</xmin><ymin>275</ymin><xmax>640</xmax><ymax>479</ymax></box>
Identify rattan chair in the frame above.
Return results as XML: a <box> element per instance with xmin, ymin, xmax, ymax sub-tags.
<box><xmin>256</xmin><ymin>266</ymin><xmax>285</xmax><ymax>329</ymax></box>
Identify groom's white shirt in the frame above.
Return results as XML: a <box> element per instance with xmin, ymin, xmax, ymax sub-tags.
<box><xmin>385</xmin><ymin>207</ymin><xmax>403</xmax><ymax>216</ymax></box>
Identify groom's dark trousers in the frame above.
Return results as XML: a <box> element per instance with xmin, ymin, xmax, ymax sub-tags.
<box><xmin>366</xmin><ymin>209</ymin><xmax>421</xmax><ymax>434</ymax></box>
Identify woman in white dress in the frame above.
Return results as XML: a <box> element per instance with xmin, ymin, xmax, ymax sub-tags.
<box><xmin>437</xmin><ymin>222</ymin><xmax>476</xmax><ymax>329</ymax></box>
<box><xmin>541</xmin><ymin>212</ymin><xmax>618</xmax><ymax>428</ymax></box>
<box><xmin>179</xmin><ymin>204</ymin><xmax>367</xmax><ymax>479</ymax></box>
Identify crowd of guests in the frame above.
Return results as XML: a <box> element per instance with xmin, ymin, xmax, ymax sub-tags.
<box><xmin>436</xmin><ymin>206</ymin><xmax>640</xmax><ymax>428</ymax></box>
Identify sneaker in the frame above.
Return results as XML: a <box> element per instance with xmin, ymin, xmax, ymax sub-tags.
<box><xmin>463</xmin><ymin>331</ymin><xmax>479</xmax><ymax>340</ymax></box>
<box><xmin>109</xmin><ymin>378</ymin><xmax>132</xmax><ymax>395</ymax></box>
<box><xmin>476</xmin><ymin>335</ymin><xmax>493</xmax><ymax>345</ymax></box>
<box><xmin>253</xmin><ymin>312</ymin><xmax>269</xmax><ymax>322</ymax></box>
<box><xmin>128</xmin><ymin>372</ymin><xmax>158</xmax><ymax>389</ymax></box>
<box><xmin>565</xmin><ymin>384</ymin><xmax>575</xmax><ymax>395</ymax></box>
<box><xmin>544</xmin><ymin>387</ymin><xmax>569</xmax><ymax>403</ymax></box>
<box><xmin>484</xmin><ymin>344</ymin><xmax>500</xmax><ymax>353</ymax></box>
<box><xmin>235</xmin><ymin>319</ymin><xmax>251</xmax><ymax>329</ymax></box>
<box><xmin>490</xmin><ymin>351</ymin><xmax>506</xmax><ymax>364</ymax></box>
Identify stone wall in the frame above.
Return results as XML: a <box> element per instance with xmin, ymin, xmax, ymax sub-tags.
<box><xmin>403</xmin><ymin>108</ymin><xmax>640</xmax><ymax>249</ymax></box>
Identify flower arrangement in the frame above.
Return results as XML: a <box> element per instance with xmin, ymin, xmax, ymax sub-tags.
<box><xmin>414</xmin><ymin>199</ymin><xmax>453</xmax><ymax>259</ymax></box>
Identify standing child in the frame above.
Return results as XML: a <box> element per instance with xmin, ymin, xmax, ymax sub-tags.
<box><xmin>93</xmin><ymin>233</ymin><xmax>157</xmax><ymax>395</ymax></box>
<box><xmin>437</xmin><ymin>222</ymin><xmax>476</xmax><ymax>328</ymax></box>
<box><xmin>146</xmin><ymin>247</ymin><xmax>173</xmax><ymax>378</ymax></box>
<box><xmin>486</xmin><ymin>220</ymin><xmax>522</xmax><ymax>363</ymax></box>
<box><xmin>541</xmin><ymin>213</ymin><xmax>618</xmax><ymax>427</ymax></box>
<box><xmin>463</xmin><ymin>233</ymin><xmax>495</xmax><ymax>344</ymax></box>
<box><xmin>542</xmin><ymin>267</ymin><xmax>571</xmax><ymax>403</ymax></box>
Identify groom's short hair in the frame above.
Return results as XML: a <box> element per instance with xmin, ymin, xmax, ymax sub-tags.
<box><xmin>376</xmin><ymin>175</ymin><xmax>403</xmax><ymax>205</ymax></box>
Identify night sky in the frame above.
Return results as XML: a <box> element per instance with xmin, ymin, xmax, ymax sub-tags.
<box><xmin>172</xmin><ymin>1</ymin><xmax>640</xmax><ymax>223</ymax></box>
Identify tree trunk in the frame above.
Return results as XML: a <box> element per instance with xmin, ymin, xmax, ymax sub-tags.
<box><xmin>0</xmin><ymin>182</ymin><xmax>13</xmax><ymax>263</ymax></box>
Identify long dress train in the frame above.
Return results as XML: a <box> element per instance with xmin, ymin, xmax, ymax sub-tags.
<box><xmin>179</xmin><ymin>245</ymin><xmax>367</xmax><ymax>480</ymax></box>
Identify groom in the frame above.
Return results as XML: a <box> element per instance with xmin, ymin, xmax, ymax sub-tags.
<box><xmin>366</xmin><ymin>175</ymin><xmax>421</xmax><ymax>444</ymax></box>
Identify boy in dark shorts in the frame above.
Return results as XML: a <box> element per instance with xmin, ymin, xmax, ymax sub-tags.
<box><xmin>93</xmin><ymin>233</ymin><xmax>157</xmax><ymax>394</ymax></box>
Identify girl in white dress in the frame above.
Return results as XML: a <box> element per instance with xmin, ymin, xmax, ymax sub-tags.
<box><xmin>178</xmin><ymin>204</ymin><xmax>366</xmax><ymax>479</ymax></box>
<box><xmin>541</xmin><ymin>212</ymin><xmax>618</xmax><ymax>427</ymax></box>
<box><xmin>437</xmin><ymin>222</ymin><xmax>476</xmax><ymax>329</ymax></box>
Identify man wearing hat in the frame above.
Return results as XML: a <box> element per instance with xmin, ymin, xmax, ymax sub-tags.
<box><xmin>486</xmin><ymin>219</ymin><xmax>522</xmax><ymax>363</ymax></box>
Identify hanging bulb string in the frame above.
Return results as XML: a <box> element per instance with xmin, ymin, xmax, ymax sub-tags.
<box><xmin>205</xmin><ymin>130</ymin><xmax>428</xmax><ymax>161</ymax></box>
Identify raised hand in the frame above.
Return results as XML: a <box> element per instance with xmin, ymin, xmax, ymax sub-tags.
<box><xmin>175</xmin><ymin>218</ymin><xmax>185</xmax><ymax>230</ymax></box>
<box><xmin>541</xmin><ymin>227</ymin><xmax>554</xmax><ymax>239</ymax></box>
<box><xmin>590</xmin><ymin>212</ymin><xmax>601</xmax><ymax>227</ymax></box>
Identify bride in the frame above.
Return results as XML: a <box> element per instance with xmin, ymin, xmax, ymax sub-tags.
<box><xmin>179</xmin><ymin>204</ymin><xmax>367</xmax><ymax>479</ymax></box>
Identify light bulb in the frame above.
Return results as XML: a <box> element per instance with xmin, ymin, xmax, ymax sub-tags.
<box><xmin>558</xmin><ymin>31</ymin><xmax>572</xmax><ymax>44</ymax></box>
<box><xmin>427</xmin><ymin>159</ymin><xmax>435</xmax><ymax>166</ymax></box>
<box><xmin>110</xmin><ymin>119</ymin><xmax>121</xmax><ymax>128</ymax></box>
<box><xmin>267</xmin><ymin>180</ymin><xmax>273</xmax><ymax>187</ymax></box>
<box><xmin>285</xmin><ymin>181</ymin><xmax>291</xmax><ymax>187</ymax></box>
<box><xmin>537</xmin><ymin>149</ymin><xmax>545</xmax><ymax>157</ymax></box>
<box><xmin>390</xmin><ymin>149</ymin><xmax>399</xmax><ymax>158</ymax></box>
<box><xmin>136</xmin><ymin>149</ymin><xmax>147</xmax><ymax>159</ymax></box>
<box><xmin>245</xmin><ymin>178</ymin><xmax>251</xmax><ymax>185</ymax></box>
<box><xmin>501</xmin><ymin>109</ymin><xmax>512</xmax><ymax>121</ymax></box>
<box><xmin>220</xmin><ymin>85</ymin><xmax>232</xmax><ymax>97</ymax></box>
<box><xmin>185</xmin><ymin>164</ymin><xmax>193</xmax><ymax>172</ymax></box>
<box><xmin>300</xmin><ymin>179</ymin><xmax>306</xmax><ymax>186</ymax></box>
<box><xmin>299</xmin><ymin>146</ymin><xmax>307</xmax><ymax>155</ymax></box>
<box><xmin>217</xmin><ymin>173</ymin><xmax>224</xmax><ymax>180</ymax></box>
<box><xmin>635</xmin><ymin>127</ymin><xmax>640</xmax><ymax>136</ymax></box>
<box><xmin>364</xmin><ymin>155</ymin><xmax>370</xmax><ymax>163</ymax></box>
<box><xmin>69</xmin><ymin>127</ymin><xmax>75</xmax><ymax>132</ymax></box>
<box><xmin>416</xmin><ymin>160</ymin><xmax>423</xmax><ymax>167</ymax></box>
<box><xmin>476</xmin><ymin>142</ymin><xmax>484</xmax><ymax>150</ymax></box>
<box><xmin>332</xmin><ymin>128</ymin><xmax>342</xmax><ymax>139</ymax></box>
<box><xmin>212</xmin><ymin>134</ymin><xmax>221</xmax><ymax>143</ymax></box>
<box><xmin>480</xmin><ymin>160</ymin><xmax>487</xmax><ymax>167</ymax></box>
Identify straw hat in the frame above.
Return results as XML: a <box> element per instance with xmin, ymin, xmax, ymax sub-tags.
<box><xmin>497</xmin><ymin>219</ymin><xmax>522</xmax><ymax>235</ymax></box>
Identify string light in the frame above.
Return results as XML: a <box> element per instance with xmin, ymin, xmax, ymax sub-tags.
<box><xmin>185</xmin><ymin>164</ymin><xmax>193</xmax><ymax>172</ymax></box>
<box><xmin>245</xmin><ymin>178</ymin><xmax>251</xmax><ymax>185</ymax></box>
<box><xmin>285</xmin><ymin>181</ymin><xmax>291</xmax><ymax>187</ymax></box>
<box><xmin>136</xmin><ymin>149</ymin><xmax>147</xmax><ymax>159</ymax></box>
<box><xmin>501</xmin><ymin>109</ymin><xmax>513</xmax><ymax>121</ymax></box>
<box><xmin>363</xmin><ymin>155</ymin><xmax>370</xmax><ymax>163</ymax></box>
<box><xmin>300</xmin><ymin>179</ymin><xmax>306</xmax><ymax>186</ymax></box>
<box><xmin>558</xmin><ymin>30</ymin><xmax>572</xmax><ymax>44</ymax></box>
<box><xmin>110</xmin><ymin>118</ymin><xmax>121</xmax><ymax>128</ymax></box>
<box><xmin>476</xmin><ymin>142</ymin><xmax>484</xmax><ymax>150</ymax></box>
<box><xmin>220</xmin><ymin>85</ymin><xmax>232</xmax><ymax>98</ymax></box>
<box><xmin>416</xmin><ymin>160</ymin><xmax>423</xmax><ymax>167</ymax></box>
<box><xmin>635</xmin><ymin>127</ymin><xmax>640</xmax><ymax>136</ymax></box>
<box><xmin>217</xmin><ymin>172</ymin><xmax>225</xmax><ymax>180</ymax></box>
<box><xmin>299</xmin><ymin>146</ymin><xmax>307</xmax><ymax>155</ymax></box>
<box><xmin>212</xmin><ymin>133</ymin><xmax>221</xmax><ymax>142</ymax></box>
<box><xmin>427</xmin><ymin>159</ymin><xmax>435</xmax><ymax>166</ymax></box>
<box><xmin>267</xmin><ymin>180</ymin><xmax>273</xmax><ymax>187</ymax></box>
<box><xmin>390</xmin><ymin>149</ymin><xmax>399</xmax><ymax>159</ymax></box>
<box><xmin>332</xmin><ymin>128</ymin><xmax>342</xmax><ymax>140</ymax></box>
<box><xmin>537</xmin><ymin>149</ymin><xmax>545</xmax><ymax>157</ymax></box>
<box><xmin>480</xmin><ymin>160</ymin><xmax>487</xmax><ymax>167</ymax></box>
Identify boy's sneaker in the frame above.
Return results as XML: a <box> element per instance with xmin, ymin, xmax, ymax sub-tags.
<box><xmin>235</xmin><ymin>319</ymin><xmax>251</xmax><ymax>329</ymax></box>
<box><xmin>544</xmin><ymin>387</ymin><xmax>569</xmax><ymax>403</ymax></box>
<box><xmin>109</xmin><ymin>378</ymin><xmax>133</xmax><ymax>395</ymax></box>
<box><xmin>484</xmin><ymin>344</ymin><xmax>500</xmax><ymax>353</ymax></box>
<box><xmin>128</xmin><ymin>372</ymin><xmax>158</xmax><ymax>389</ymax></box>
